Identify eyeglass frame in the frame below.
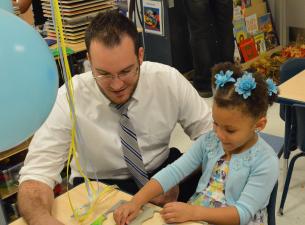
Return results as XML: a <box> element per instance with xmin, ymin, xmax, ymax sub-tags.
<box><xmin>92</xmin><ymin>65</ymin><xmax>139</xmax><ymax>82</ymax></box>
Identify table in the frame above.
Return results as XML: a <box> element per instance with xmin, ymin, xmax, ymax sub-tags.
<box><xmin>9</xmin><ymin>182</ymin><xmax>201</xmax><ymax>225</ymax></box>
<box><xmin>278</xmin><ymin>69</ymin><xmax>305</xmax><ymax>103</ymax></box>
<box><xmin>278</xmin><ymin>69</ymin><xmax>305</xmax><ymax>178</ymax></box>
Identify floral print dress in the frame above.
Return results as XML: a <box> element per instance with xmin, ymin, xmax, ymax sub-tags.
<box><xmin>189</xmin><ymin>157</ymin><xmax>266</xmax><ymax>225</ymax></box>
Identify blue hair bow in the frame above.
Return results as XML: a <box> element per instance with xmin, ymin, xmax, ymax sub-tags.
<box><xmin>215</xmin><ymin>70</ymin><xmax>235</xmax><ymax>89</ymax></box>
<box><xmin>234</xmin><ymin>72</ymin><xmax>256</xmax><ymax>99</ymax></box>
<box><xmin>266</xmin><ymin>78</ymin><xmax>278</xmax><ymax>96</ymax></box>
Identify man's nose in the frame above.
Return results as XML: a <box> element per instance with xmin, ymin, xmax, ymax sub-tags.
<box><xmin>110</xmin><ymin>76</ymin><xmax>124</xmax><ymax>89</ymax></box>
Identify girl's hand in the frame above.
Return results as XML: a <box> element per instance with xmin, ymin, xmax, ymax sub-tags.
<box><xmin>160</xmin><ymin>202</ymin><xmax>194</xmax><ymax>223</ymax></box>
<box><xmin>113</xmin><ymin>201</ymin><xmax>141</xmax><ymax>225</ymax></box>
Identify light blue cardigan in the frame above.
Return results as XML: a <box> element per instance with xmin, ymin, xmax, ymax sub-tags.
<box><xmin>153</xmin><ymin>131</ymin><xmax>279</xmax><ymax>225</ymax></box>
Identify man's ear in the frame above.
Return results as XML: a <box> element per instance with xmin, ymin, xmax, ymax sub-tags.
<box><xmin>255</xmin><ymin>116</ymin><xmax>267</xmax><ymax>132</ymax></box>
<box><xmin>138</xmin><ymin>47</ymin><xmax>144</xmax><ymax>65</ymax></box>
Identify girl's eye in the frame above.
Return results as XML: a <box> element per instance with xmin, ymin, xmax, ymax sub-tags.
<box><xmin>226</xmin><ymin>130</ymin><xmax>236</xmax><ymax>134</ymax></box>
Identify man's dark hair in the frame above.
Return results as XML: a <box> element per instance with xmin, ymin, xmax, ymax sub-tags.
<box><xmin>85</xmin><ymin>10</ymin><xmax>140</xmax><ymax>55</ymax></box>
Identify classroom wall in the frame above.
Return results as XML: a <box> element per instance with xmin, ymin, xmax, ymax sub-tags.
<box><xmin>269</xmin><ymin>0</ymin><xmax>305</xmax><ymax>45</ymax></box>
<box><xmin>268</xmin><ymin>0</ymin><xmax>287</xmax><ymax>45</ymax></box>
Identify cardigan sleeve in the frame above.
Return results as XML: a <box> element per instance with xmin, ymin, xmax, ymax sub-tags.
<box><xmin>234</xmin><ymin>151</ymin><xmax>279</xmax><ymax>225</ymax></box>
<box><xmin>152</xmin><ymin>134</ymin><xmax>208</xmax><ymax>192</ymax></box>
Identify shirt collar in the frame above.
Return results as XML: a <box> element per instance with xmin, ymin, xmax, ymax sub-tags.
<box><xmin>132</xmin><ymin>63</ymin><xmax>146</xmax><ymax>102</ymax></box>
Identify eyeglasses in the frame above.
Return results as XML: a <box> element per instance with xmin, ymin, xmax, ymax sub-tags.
<box><xmin>93</xmin><ymin>66</ymin><xmax>139</xmax><ymax>82</ymax></box>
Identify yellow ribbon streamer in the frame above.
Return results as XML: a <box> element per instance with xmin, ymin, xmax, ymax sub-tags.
<box><xmin>51</xmin><ymin>0</ymin><xmax>117</xmax><ymax>223</ymax></box>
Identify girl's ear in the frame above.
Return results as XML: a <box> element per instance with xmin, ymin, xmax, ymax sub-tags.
<box><xmin>255</xmin><ymin>116</ymin><xmax>267</xmax><ymax>132</ymax></box>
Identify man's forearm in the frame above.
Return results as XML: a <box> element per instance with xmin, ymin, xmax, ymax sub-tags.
<box><xmin>18</xmin><ymin>180</ymin><xmax>56</xmax><ymax>225</ymax></box>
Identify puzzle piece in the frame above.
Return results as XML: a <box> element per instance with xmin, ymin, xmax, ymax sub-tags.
<box><xmin>129</xmin><ymin>205</ymin><xmax>160</xmax><ymax>225</ymax></box>
<box><xmin>115</xmin><ymin>203</ymin><xmax>177</xmax><ymax>225</ymax></box>
<box><xmin>90</xmin><ymin>214</ymin><xmax>106</xmax><ymax>225</ymax></box>
<box><xmin>94</xmin><ymin>200</ymin><xmax>178</xmax><ymax>225</ymax></box>
<box><xmin>103</xmin><ymin>200</ymin><xmax>128</xmax><ymax>217</ymax></box>
<box><xmin>71</xmin><ymin>203</ymin><xmax>91</xmax><ymax>218</ymax></box>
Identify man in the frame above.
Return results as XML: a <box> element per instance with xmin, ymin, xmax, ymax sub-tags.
<box><xmin>18</xmin><ymin>11</ymin><xmax>212</xmax><ymax>225</ymax></box>
<box><xmin>184</xmin><ymin>0</ymin><xmax>234</xmax><ymax>97</ymax></box>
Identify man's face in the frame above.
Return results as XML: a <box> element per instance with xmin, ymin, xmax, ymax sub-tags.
<box><xmin>88</xmin><ymin>35</ymin><xmax>144</xmax><ymax>104</ymax></box>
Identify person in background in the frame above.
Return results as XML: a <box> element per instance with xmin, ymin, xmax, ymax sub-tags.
<box><xmin>17</xmin><ymin>10</ymin><xmax>212</xmax><ymax>225</ymax></box>
<box><xmin>184</xmin><ymin>0</ymin><xmax>235</xmax><ymax>98</ymax></box>
<box><xmin>13</xmin><ymin>0</ymin><xmax>31</xmax><ymax>13</ymax></box>
<box><xmin>114</xmin><ymin>62</ymin><xmax>279</xmax><ymax>225</ymax></box>
<box><xmin>13</xmin><ymin>0</ymin><xmax>46</xmax><ymax>33</ymax></box>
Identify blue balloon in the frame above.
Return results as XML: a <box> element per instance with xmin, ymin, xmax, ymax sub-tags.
<box><xmin>0</xmin><ymin>0</ymin><xmax>13</xmax><ymax>13</ymax></box>
<box><xmin>0</xmin><ymin>9</ymin><xmax>58</xmax><ymax>151</ymax></box>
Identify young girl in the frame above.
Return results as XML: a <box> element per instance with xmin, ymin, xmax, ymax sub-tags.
<box><xmin>113</xmin><ymin>62</ymin><xmax>279</xmax><ymax>225</ymax></box>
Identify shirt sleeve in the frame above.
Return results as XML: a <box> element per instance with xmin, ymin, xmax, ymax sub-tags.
<box><xmin>234</xmin><ymin>152</ymin><xmax>279</xmax><ymax>225</ymax></box>
<box><xmin>19</xmin><ymin>91</ymin><xmax>71</xmax><ymax>189</ymax></box>
<box><xmin>173</xmin><ymin>69</ymin><xmax>213</xmax><ymax>140</ymax></box>
<box><xmin>152</xmin><ymin>135</ymin><xmax>206</xmax><ymax>192</ymax></box>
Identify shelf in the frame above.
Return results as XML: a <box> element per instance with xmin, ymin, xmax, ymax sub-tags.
<box><xmin>0</xmin><ymin>138</ymin><xmax>31</xmax><ymax>161</ymax></box>
<box><xmin>0</xmin><ymin>185</ymin><xmax>18</xmax><ymax>200</ymax></box>
<box><xmin>50</xmin><ymin>41</ymin><xmax>86</xmax><ymax>54</ymax></box>
<box><xmin>0</xmin><ymin>139</ymin><xmax>31</xmax><ymax>202</ymax></box>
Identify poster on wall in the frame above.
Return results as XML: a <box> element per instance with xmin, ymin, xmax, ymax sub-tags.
<box><xmin>143</xmin><ymin>0</ymin><xmax>164</xmax><ymax>36</ymax></box>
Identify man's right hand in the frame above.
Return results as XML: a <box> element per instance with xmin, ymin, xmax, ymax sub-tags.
<box><xmin>18</xmin><ymin>180</ymin><xmax>61</xmax><ymax>225</ymax></box>
<box><xmin>113</xmin><ymin>201</ymin><xmax>141</xmax><ymax>225</ymax></box>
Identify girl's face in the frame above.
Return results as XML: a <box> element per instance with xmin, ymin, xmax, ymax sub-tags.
<box><xmin>212</xmin><ymin>103</ymin><xmax>266</xmax><ymax>155</ymax></box>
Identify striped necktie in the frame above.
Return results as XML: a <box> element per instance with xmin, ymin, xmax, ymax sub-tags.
<box><xmin>115</xmin><ymin>103</ymin><xmax>149</xmax><ymax>187</ymax></box>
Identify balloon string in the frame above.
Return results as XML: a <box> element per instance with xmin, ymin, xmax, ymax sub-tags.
<box><xmin>50</xmin><ymin>0</ymin><xmax>115</xmax><ymax>223</ymax></box>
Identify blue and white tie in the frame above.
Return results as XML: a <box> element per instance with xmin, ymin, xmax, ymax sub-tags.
<box><xmin>115</xmin><ymin>103</ymin><xmax>149</xmax><ymax>187</ymax></box>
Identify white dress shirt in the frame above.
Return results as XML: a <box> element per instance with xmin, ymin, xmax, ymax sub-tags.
<box><xmin>19</xmin><ymin>61</ymin><xmax>212</xmax><ymax>188</ymax></box>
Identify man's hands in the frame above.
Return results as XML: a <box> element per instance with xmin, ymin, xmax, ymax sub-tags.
<box><xmin>113</xmin><ymin>201</ymin><xmax>141</xmax><ymax>225</ymax></box>
<box><xmin>150</xmin><ymin>185</ymin><xmax>179</xmax><ymax>206</ymax></box>
<box><xmin>160</xmin><ymin>202</ymin><xmax>195</xmax><ymax>223</ymax></box>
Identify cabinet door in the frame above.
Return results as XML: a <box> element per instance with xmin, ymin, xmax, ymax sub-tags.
<box><xmin>0</xmin><ymin>199</ymin><xmax>8</xmax><ymax>225</ymax></box>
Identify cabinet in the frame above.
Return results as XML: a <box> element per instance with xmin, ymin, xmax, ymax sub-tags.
<box><xmin>0</xmin><ymin>140</ymin><xmax>30</xmax><ymax>223</ymax></box>
<box><xmin>142</xmin><ymin>0</ymin><xmax>193</xmax><ymax>74</ymax></box>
